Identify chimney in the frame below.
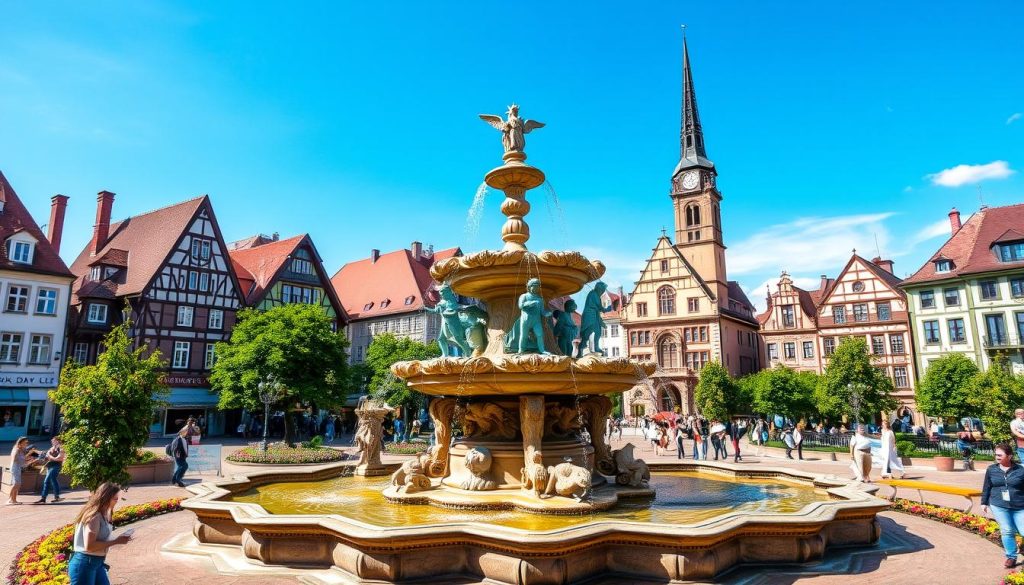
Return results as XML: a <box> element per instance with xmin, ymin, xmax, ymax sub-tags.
<box><xmin>819</xmin><ymin>274</ymin><xmax>829</xmax><ymax>291</ymax></box>
<box><xmin>47</xmin><ymin>194</ymin><xmax>69</xmax><ymax>255</ymax></box>
<box><xmin>272</xmin><ymin>232</ymin><xmax>279</xmax><ymax>241</ymax></box>
<box><xmin>92</xmin><ymin>191</ymin><xmax>115</xmax><ymax>255</ymax></box>
<box><xmin>370</xmin><ymin>249</ymin><xmax>380</xmax><ymax>263</ymax></box>
<box><xmin>872</xmin><ymin>257</ymin><xmax>895</xmax><ymax>275</ymax></box>
<box><xmin>410</xmin><ymin>241</ymin><xmax>422</xmax><ymax>259</ymax></box>
<box><xmin>948</xmin><ymin>207</ymin><xmax>962</xmax><ymax>234</ymax></box>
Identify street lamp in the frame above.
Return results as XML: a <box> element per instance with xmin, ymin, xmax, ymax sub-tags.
<box><xmin>258</xmin><ymin>375</ymin><xmax>280</xmax><ymax>452</ymax></box>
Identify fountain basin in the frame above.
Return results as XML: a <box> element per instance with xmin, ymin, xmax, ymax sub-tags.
<box><xmin>392</xmin><ymin>354</ymin><xmax>657</xmax><ymax>396</ymax></box>
<box><xmin>430</xmin><ymin>249</ymin><xmax>604</xmax><ymax>301</ymax></box>
<box><xmin>181</xmin><ymin>461</ymin><xmax>886</xmax><ymax>584</ymax></box>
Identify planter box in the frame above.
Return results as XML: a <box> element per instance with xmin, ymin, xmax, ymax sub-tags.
<box><xmin>933</xmin><ymin>456</ymin><xmax>955</xmax><ymax>472</ymax></box>
<box><xmin>1</xmin><ymin>460</ymin><xmax>173</xmax><ymax>495</ymax></box>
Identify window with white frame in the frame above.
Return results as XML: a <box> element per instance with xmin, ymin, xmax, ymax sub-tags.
<box><xmin>893</xmin><ymin>366</ymin><xmax>909</xmax><ymax>388</ymax></box>
<box><xmin>28</xmin><ymin>334</ymin><xmax>51</xmax><ymax>364</ymax></box>
<box><xmin>191</xmin><ymin>239</ymin><xmax>212</xmax><ymax>261</ymax></box>
<box><xmin>6</xmin><ymin>285</ymin><xmax>29</xmax><ymax>312</ymax></box>
<box><xmin>853</xmin><ymin>303</ymin><xmax>868</xmax><ymax>322</ymax></box>
<box><xmin>999</xmin><ymin>242</ymin><xmax>1024</xmax><ymax>263</ymax></box>
<box><xmin>73</xmin><ymin>342</ymin><xmax>89</xmax><ymax>364</ymax></box>
<box><xmin>767</xmin><ymin>343</ymin><xmax>778</xmax><ymax>360</ymax></box>
<box><xmin>802</xmin><ymin>341</ymin><xmax>814</xmax><ymax>358</ymax></box>
<box><xmin>823</xmin><ymin>337</ymin><xmax>836</xmax><ymax>357</ymax></box>
<box><xmin>188</xmin><ymin>271</ymin><xmax>198</xmax><ymax>290</ymax></box>
<box><xmin>934</xmin><ymin>259</ymin><xmax>953</xmax><ymax>273</ymax></box>
<box><xmin>979</xmin><ymin>280</ymin><xmax>999</xmax><ymax>300</ymax></box>
<box><xmin>783</xmin><ymin>342</ymin><xmax>796</xmax><ymax>359</ymax></box>
<box><xmin>35</xmin><ymin>288</ymin><xmax>58</xmax><ymax>315</ymax></box>
<box><xmin>0</xmin><ymin>332</ymin><xmax>22</xmax><ymax>363</ymax></box>
<box><xmin>832</xmin><ymin>306</ymin><xmax>846</xmax><ymax>324</ymax></box>
<box><xmin>11</xmin><ymin>241</ymin><xmax>33</xmax><ymax>264</ymax></box>
<box><xmin>199</xmin><ymin>272</ymin><xmax>210</xmax><ymax>292</ymax></box>
<box><xmin>291</xmin><ymin>258</ymin><xmax>314</xmax><ymax>275</ymax></box>
<box><xmin>204</xmin><ymin>343</ymin><xmax>216</xmax><ymax>368</ymax></box>
<box><xmin>943</xmin><ymin>288</ymin><xmax>960</xmax><ymax>307</ymax></box>
<box><xmin>177</xmin><ymin>306</ymin><xmax>194</xmax><ymax>327</ymax></box>
<box><xmin>208</xmin><ymin>309</ymin><xmax>223</xmax><ymax>329</ymax></box>
<box><xmin>173</xmin><ymin>341</ymin><xmax>190</xmax><ymax>369</ymax></box>
<box><xmin>876</xmin><ymin>301</ymin><xmax>891</xmax><ymax>321</ymax></box>
<box><xmin>890</xmin><ymin>334</ymin><xmax>905</xmax><ymax>354</ymax></box>
<box><xmin>87</xmin><ymin>303</ymin><xmax>108</xmax><ymax>323</ymax></box>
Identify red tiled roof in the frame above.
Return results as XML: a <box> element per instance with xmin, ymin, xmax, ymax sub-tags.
<box><xmin>227</xmin><ymin>234</ymin><xmax>306</xmax><ymax>304</ymax></box>
<box><xmin>331</xmin><ymin>245</ymin><xmax>461</xmax><ymax>320</ymax></box>
<box><xmin>903</xmin><ymin>204</ymin><xmax>1024</xmax><ymax>285</ymax></box>
<box><xmin>0</xmin><ymin>170</ymin><xmax>74</xmax><ymax>278</ymax></box>
<box><xmin>88</xmin><ymin>248</ymin><xmax>129</xmax><ymax>267</ymax></box>
<box><xmin>69</xmin><ymin>196</ymin><xmax>206</xmax><ymax>301</ymax></box>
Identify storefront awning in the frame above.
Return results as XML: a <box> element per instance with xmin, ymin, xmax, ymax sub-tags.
<box><xmin>166</xmin><ymin>387</ymin><xmax>220</xmax><ymax>407</ymax></box>
<box><xmin>0</xmin><ymin>389</ymin><xmax>31</xmax><ymax>403</ymax></box>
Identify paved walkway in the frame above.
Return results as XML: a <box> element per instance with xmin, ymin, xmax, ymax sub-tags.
<box><xmin>0</xmin><ymin>432</ymin><xmax>1013</xmax><ymax>584</ymax></box>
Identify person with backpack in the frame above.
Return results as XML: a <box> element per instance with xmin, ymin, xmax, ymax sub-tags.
<box><xmin>167</xmin><ymin>428</ymin><xmax>190</xmax><ymax>487</ymax></box>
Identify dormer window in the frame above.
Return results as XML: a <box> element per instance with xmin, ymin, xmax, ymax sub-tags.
<box><xmin>89</xmin><ymin>266</ymin><xmax>101</xmax><ymax>280</ymax></box>
<box><xmin>10</xmin><ymin>241</ymin><xmax>33</xmax><ymax>264</ymax></box>
<box><xmin>999</xmin><ymin>242</ymin><xmax>1024</xmax><ymax>263</ymax></box>
<box><xmin>380</xmin><ymin>298</ymin><xmax>391</xmax><ymax>309</ymax></box>
<box><xmin>363</xmin><ymin>302</ymin><xmax>374</xmax><ymax>311</ymax></box>
<box><xmin>934</xmin><ymin>259</ymin><xmax>953</xmax><ymax>273</ymax></box>
<box><xmin>404</xmin><ymin>295</ymin><xmax>415</xmax><ymax>305</ymax></box>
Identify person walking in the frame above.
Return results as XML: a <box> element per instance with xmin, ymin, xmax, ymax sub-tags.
<box><xmin>35</xmin><ymin>436</ymin><xmax>66</xmax><ymax>504</ymax></box>
<box><xmin>691</xmin><ymin>421</ymin><xmax>702</xmax><ymax>460</ymax></box>
<box><xmin>957</xmin><ymin>421</ymin><xmax>979</xmax><ymax>471</ymax></box>
<box><xmin>793</xmin><ymin>423</ymin><xmax>805</xmax><ymax>461</ymax></box>
<box><xmin>982</xmin><ymin>443</ymin><xmax>1024</xmax><ymax>568</ymax></box>
<box><xmin>879</xmin><ymin>420</ymin><xmax>905</xmax><ymax>479</ymax></box>
<box><xmin>1010</xmin><ymin>409</ymin><xmax>1024</xmax><ymax>464</ymax></box>
<box><xmin>170</xmin><ymin>428</ymin><xmax>190</xmax><ymax>487</ymax></box>
<box><xmin>849</xmin><ymin>425</ymin><xmax>873</xmax><ymax>482</ymax></box>
<box><xmin>6</xmin><ymin>437</ymin><xmax>41</xmax><ymax>505</ymax></box>
<box><xmin>753</xmin><ymin>418</ymin><xmax>767</xmax><ymax>457</ymax></box>
<box><xmin>674</xmin><ymin>423</ymin><xmax>687</xmax><ymax>459</ymax></box>
<box><xmin>782</xmin><ymin>427</ymin><xmax>796</xmax><ymax>459</ymax></box>
<box><xmin>324</xmin><ymin>415</ymin><xmax>336</xmax><ymax>443</ymax></box>
<box><xmin>729</xmin><ymin>419</ymin><xmax>743</xmax><ymax>462</ymax></box>
<box><xmin>68</xmin><ymin>482</ymin><xmax>133</xmax><ymax>585</ymax></box>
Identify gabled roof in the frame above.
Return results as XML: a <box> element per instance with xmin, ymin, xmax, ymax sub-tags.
<box><xmin>817</xmin><ymin>253</ymin><xmax>904</xmax><ymax>308</ymax></box>
<box><xmin>69</xmin><ymin>196</ymin><xmax>206</xmax><ymax>301</ymax></box>
<box><xmin>331</xmin><ymin>245</ymin><xmax>461</xmax><ymax>320</ymax></box>
<box><xmin>227</xmin><ymin>234</ymin><xmax>306</xmax><ymax>304</ymax></box>
<box><xmin>756</xmin><ymin>284</ymin><xmax>820</xmax><ymax>326</ymax></box>
<box><xmin>903</xmin><ymin>203</ymin><xmax>1024</xmax><ymax>286</ymax></box>
<box><xmin>0</xmin><ymin>170</ymin><xmax>74</xmax><ymax>278</ymax></box>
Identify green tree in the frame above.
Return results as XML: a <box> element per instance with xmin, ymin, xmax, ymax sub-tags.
<box><xmin>969</xmin><ymin>353</ymin><xmax>1024</xmax><ymax>444</ymax></box>
<box><xmin>364</xmin><ymin>333</ymin><xmax>440</xmax><ymax>424</ymax></box>
<box><xmin>52</xmin><ymin>323</ymin><xmax>168</xmax><ymax>490</ymax></box>
<box><xmin>693</xmin><ymin>361</ymin><xmax>738</xmax><ymax>421</ymax></box>
<box><xmin>915</xmin><ymin>353</ymin><xmax>981</xmax><ymax>419</ymax></box>
<box><xmin>743</xmin><ymin>366</ymin><xmax>816</xmax><ymax>420</ymax></box>
<box><xmin>211</xmin><ymin>304</ymin><xmax>351</xmax><ymax>446</ymax></box>
<box><xmin>814</xmin><ymin>337</ymin><xmax>898</xmax><ymax>422</ymax></box>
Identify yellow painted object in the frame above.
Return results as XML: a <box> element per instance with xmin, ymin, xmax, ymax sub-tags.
<box><xmin>878</xmin><ymin>479</ymin><xmax>982</xmax><ymax>512</ymax></box>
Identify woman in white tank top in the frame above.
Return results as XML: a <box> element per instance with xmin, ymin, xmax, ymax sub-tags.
<box><xmin>68</xmin><ymin>483</ymin><xmax>133</xmax><ymax>585</ymax></box>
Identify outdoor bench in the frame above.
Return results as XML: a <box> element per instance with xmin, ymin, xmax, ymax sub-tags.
<box><xmin>877</xmin><ymin>479</ymin><xmax>981</xmax><ymax>512</ymax></box>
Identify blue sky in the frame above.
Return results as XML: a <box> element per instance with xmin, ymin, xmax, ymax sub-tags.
<box><xmin>2</xmin><ymin>1</ymin><xmax>1022</xmax><ymax>310</ymax></box>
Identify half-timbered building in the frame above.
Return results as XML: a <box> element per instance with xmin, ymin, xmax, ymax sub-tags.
<box><xmin>816</xmin><ymin>253</ymin><xmax>918</xmax><ymax>420</ymax></box>
<box><xmin>228</xmin><ymin>232</ymin><xmax>346</xmax><ymax>327</ymax></box>
<box><xmin>67</xmin><ymin>192</ymin><xmax>244</xmax><ymax>437</ymax></box>
<box><xmin>757</xmin><ymin>272</ymin><xmax>829</xmax><ymax>373</ymax></box>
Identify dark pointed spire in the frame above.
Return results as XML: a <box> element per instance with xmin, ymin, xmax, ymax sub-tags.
<box><xmin>673</xmin><ymin>32</ymin><xmax>714</xmax><ymax>177</ymax></box>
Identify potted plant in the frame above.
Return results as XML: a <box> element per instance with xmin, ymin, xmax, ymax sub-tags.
<box><xmin>933</xmin><ymin>454</ymin><xmax>955</xmax><ymax>471</ymax></box>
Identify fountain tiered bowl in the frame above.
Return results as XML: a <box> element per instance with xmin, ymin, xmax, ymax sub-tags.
<box><xmin>178</xmin><ymin>108</ymin><xmax>886</xmax><ymax>584</ymax></box>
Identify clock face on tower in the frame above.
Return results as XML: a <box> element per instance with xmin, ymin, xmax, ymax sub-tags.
<box><xmin>681</xmin><ymin>171</ymin><xmax>699</xmax><ymax>190</ymax></box>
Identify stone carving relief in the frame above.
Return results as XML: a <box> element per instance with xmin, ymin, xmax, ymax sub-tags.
<box><xmin>544</xmin><ymin>402</ymin><xmax>582</xmax><ymax>438</ymax></box>
<box><xmin>426</xmin><ymin>398</ymin><xmax>457</xmax><ymax>477</ymax></box>
<box><xmin>578</xmin><ymin>395</ymin><xmax>616</xmax><ymax>476</ymax></box>
<box><xmin>459</xmin><ymin>447</ymin><xmax>498</xmax><ymax>491</ymax></box>
<box><xmin>544</xmin><ymin>458</ymin><xmax>591</xmax><ymax>500</ymax></box>
<box><xmin>461</xmin><ymin>401</ymin><xmax>519</xmax><ymax>440</ymax></box>
<box><xmin>613</xmin><ymin>444</ymin><xmax>651</xmax><ymax>488</ymax></box>
<box><xmin>390</xmin><ymin>453</ymin><xmax>432</xmax><ymax>494</ymax></box>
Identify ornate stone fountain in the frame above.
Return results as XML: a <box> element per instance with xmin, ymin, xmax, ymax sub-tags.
<box><xmin>177</xmin><ymin>106</ymin><xmax>887</xmax><ymax>585</ymax></box>
<box><xmin>387</xmin><ymin>105</ymin><xmax>656</xmax><ymax>512</ymax></box>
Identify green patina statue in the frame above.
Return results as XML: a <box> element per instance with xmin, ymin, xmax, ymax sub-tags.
<box><xmin>425</xmin><ymin>283</ymin><xmax>472</xmax><ymax>357</ymax></box>
<box><xmin>551</xmin><ymin>299</ymin><xmax>579</xmax><ymax>356</ymax></box>
<box><xmin>459</xmin><ymin>305</ymin><xmax>489</xmax><ymax>357</ymax></box>
<box><xmin>513</xmin><ymin>278</ymin><xmax>552</xmax><ymax>354</ymax></box>
<box><xmin>577</xmin><ymin>281</ymin><xmax>614</xmax><ymax>358</ymax></box>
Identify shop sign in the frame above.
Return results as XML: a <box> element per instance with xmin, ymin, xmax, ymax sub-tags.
<box><xmin>187</xmin><ymin>443</ymin><xmax>222</xmax><ymax>476</ymax></box>
<box><xmin>161</xmin><ymin>375</ymin><xmax>210</xmax><ymax>387</ymax></box>
<box><xmin>0</xmin><ymin>371</ymin><xmax>58</xmax><ymax>387</ymax></box>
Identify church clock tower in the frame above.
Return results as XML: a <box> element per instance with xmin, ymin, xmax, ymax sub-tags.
<box><xmin>671</xmin><ymin>37</ymin><xmax>728</xmax><ymax>306</ymax></box>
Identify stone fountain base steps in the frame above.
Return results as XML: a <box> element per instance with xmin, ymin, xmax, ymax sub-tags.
<box><xmin>180</xmin><ymin>461</ymin><xmax>887</xmax><ymax>585</ymax></box>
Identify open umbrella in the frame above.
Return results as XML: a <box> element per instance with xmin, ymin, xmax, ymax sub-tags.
<box><xmin>651</xmin><ymin>411</ymin><xmax>676</xmax><ymax>423</ymax></box>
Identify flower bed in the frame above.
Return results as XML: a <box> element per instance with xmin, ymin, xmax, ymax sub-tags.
<box><xmin>226</xmin><ymin>443</ymin><xmax>347</xmax><ymax>464</ymax></box>
<box><xmin>384</xmin><ymin>441</ymin><xmax>430</xmax><ymax>455</ymax></box>
<box><xmin>7</xmin><ymin>497</ymin><xmax>182</xmax><ymax>585</ymax></box>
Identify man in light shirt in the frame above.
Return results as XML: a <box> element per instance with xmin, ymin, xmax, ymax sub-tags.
<box><xmin>1010</xmin><ymin>409</ymin><xmax>1024</xmax><ymax>463</ymax></box>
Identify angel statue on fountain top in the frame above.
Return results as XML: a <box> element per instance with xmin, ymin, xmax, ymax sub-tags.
<box><xmin>479</xmin><ymin>104</ymin><xmax>545</xmax><ymax>154</ymax></box>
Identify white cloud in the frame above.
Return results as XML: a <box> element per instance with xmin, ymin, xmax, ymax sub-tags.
<box><xmin>1008</xmin><ymin>113</ymin><xmax>1022</xmax><ymax>125</ymax></box>
<box><xmin>927</xmin><ymin>160</ymin><xmax>1016</xmax><ymax>187</ymax></box>
<box><xmin>728</xmin><ymin>213</ymin><xmax>895</xmax><ymax>276</ymax></box>
<box><xmin>903</xmin><ymin>186</ymin><xmax>913</xmax><ymax>193</ymax></box>
<box><xmin>911</xmin><ymin>218</ymin><xmax>951</xmax><ymax>244</ymax></box>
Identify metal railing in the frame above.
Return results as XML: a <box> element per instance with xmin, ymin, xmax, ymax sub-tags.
<box><xmin>794</xmin><ymin>431</ymin><xmax>994</xmax><ymax>456</ymax></box>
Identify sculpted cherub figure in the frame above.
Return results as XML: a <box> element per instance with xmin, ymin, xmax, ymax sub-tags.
<box><xmin>577</xmin><ymin>281</ymin><xmax>614</xmax><ymax>358</ymax></box>
<box><xmin>459</xmin><ymin>305</ymin><xmax>489</xmax><ymax>357</ymax></box>
<box><xmin>551</xmin><ymin>299</ymin><xmax>579</xmax><ymax>356</ymax></box>
<box><xmin>517</xmin><ymin>278</ymin><xmax>553</xmax><ymax>354</ymax></box>
<box><xmin>425</xmin><ymin>283</ymin><xmax>471</xmax><ymax>357</ymax></box>
<box><xmin>479</xmin><ymin>104</ymin><xmax>545</xmax><ymax>154</ymax></box>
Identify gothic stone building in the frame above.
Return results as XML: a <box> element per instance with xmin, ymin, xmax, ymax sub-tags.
<box><xmin>621</xmin><ymin>39</ymin><xmax>761</xmax><ymax>418</ymax></box>
<box><xmin>68</xmin><ymin>193</ymin><xmax>244</xmax><ymax>436</ymax></box>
